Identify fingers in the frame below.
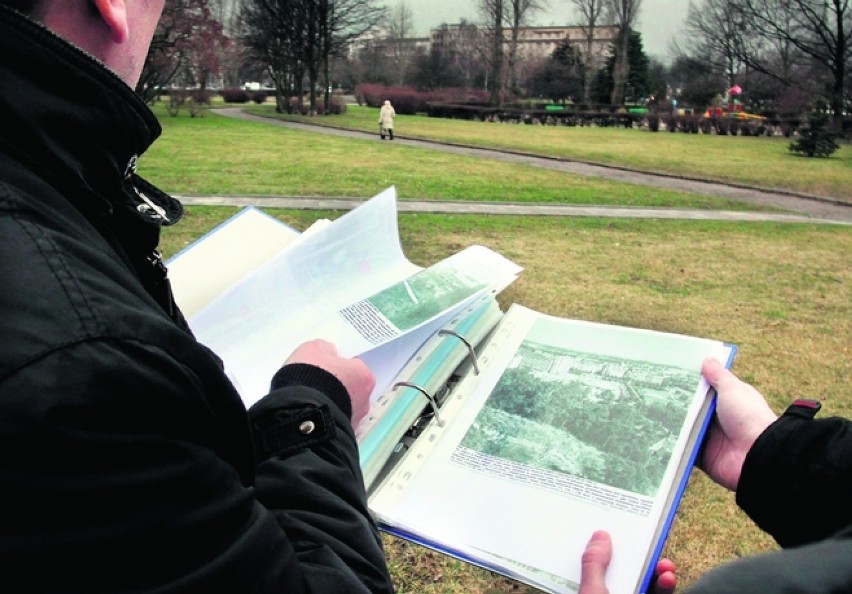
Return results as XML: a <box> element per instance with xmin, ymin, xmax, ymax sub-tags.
<box><xmin>283</xmin><ymin>338</ymin><xmax>337</xmax><ymax>365</ymax></box>
<box><xmin>284</xmin><ymin>339</ymin><xmax>375</xmax><ymax>429</ymax></box>
<box><xmin>653</xmin><ymin>558</ymin><xmax>677</xmax><ymax>594</ymax></box>
<box><xmin>699</xmin><ymin>356</ymin><xmax>777</xmax><ymax>491</ymax></box>
<box><xmin>579</xmin><ymin>531</ymin><xmax>611</xmax><ymax>594</ymax></box>
<box><xmin>579</xmin><ymin>533</ymin><xmax>675</xmax><ymax>594</ymax></box>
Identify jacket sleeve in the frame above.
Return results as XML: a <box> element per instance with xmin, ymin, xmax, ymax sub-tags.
<box><xmin>248</xmin><ymin>363</ymin><xmax>394</xmax><ymax>594</ymax></box>
<box><xmin>0</xmin><ymin>338</ymin><xmax>393</xmax><ymax>594</ymax></box>
<box><xmin>684</xmin><ymin>531</ymin><xmax>852</xmax><ymax>594</ymax></box>
<box><xmin>735</xmin><ymin>403</ymin><xmax>852</xmax><ymax>548</ymax></box>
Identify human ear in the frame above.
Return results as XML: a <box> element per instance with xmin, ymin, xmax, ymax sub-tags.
<box><xmin>91</xmin><ymin>0</ymin><xmax>128</xmax><ymax>43</ymax></box>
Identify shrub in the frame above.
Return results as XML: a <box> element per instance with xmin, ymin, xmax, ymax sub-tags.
<box><xmin>355</xmin><ymin>84</ymin><xmax>488</xmax><ymax>115</ymax></box>
<box><xmin>664</xmin><ymin>113</ymin><xmax>678</xmax><ymax>132</ymax></box>
<box><xmin>166</xmin><ymin>90</ymin><xmax>187</xmax><ymax>117</ymax></box>
<box><xmin>647</xmin><ymin>113</ymin><xmax>660</xmax><ymax>132</ymax></box>
<box><xmin>789</xmin><ymin>110</ymin><xmax>840</xmax><ymax>158</ymax></box>
<box><xmin>222</xmin><ymin>87</ymin><xmax>251</xmax><ymax>103</ymax></box>
<box><xmin>187</xmin><ymin>89</ymin><xmax>211</xmax><ymax>118</ymax></box>
<box><xmin>375</xmin><ymin>88</ymin><xmax>417</xmax><ymax>114</ymax></box>
<box><xmin>325</xmin><ymin>93</ymin><xmax>347</xmax><ymax>115</ymax></box>
<box><xmin>354</xmin><ymin>83</ymin><xmax>387</xmax><ymax>108</ymax></box>
<box><xmin>287</xmin><ymin>96</ymin><xmax>306</xmax><ymax>115</ymax></box>
<box><xmin>251</xmin><ymin>91</ymin><xmax>268</xmax><ymax>104</ymax></box>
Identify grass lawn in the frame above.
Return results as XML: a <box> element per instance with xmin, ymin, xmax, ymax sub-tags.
<box><xmin>251</xmin><ymin>104</ymin><xmax>852</xmax><ymax>203</ymax></box>
<box><xmin>160</xmin><ymin>206</ymin><xmax>851</xmax><ymax>593</ymax></box>
<box><xmin>139</xmin><ymin>105</ymin><xmax>780</xmax><ymax>212</ymax></box>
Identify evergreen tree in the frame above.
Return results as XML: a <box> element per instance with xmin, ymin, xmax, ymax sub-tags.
<box><xmin>526</xmin><ymin>40</ymin><xmax>584</xmax><ymax>102</ymax></box>
<box><xmin>591</xmin><ymin>29</ymin><xmax>650</xmax><ymax>105</ymax></box>
<box><xmin>789</xmin><ymin>107</ymin><xmax>840</xmax><ymax>158</ymax></box>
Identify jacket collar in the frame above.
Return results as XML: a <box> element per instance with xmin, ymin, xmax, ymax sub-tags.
<box><xmin>0</xmin><ymin>6</ymin><xmax>181</xmax><ymax>225</ymax></box>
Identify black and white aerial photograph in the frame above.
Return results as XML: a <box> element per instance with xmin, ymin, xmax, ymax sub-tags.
<box><xmin>460</xmin><ymin>320</ymin><xmax>702</xmax><ymax>497</ymax></box>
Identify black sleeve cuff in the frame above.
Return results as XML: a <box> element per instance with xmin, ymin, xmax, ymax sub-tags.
<box><xmin>270</xmin><ymin>363</ymin><xmax>352</xmax><ymax>420</ymax></box>
<box><xmin>736</xmin><ymin>407</ymin><xmax>852</xmax><ymax>548</ymax></box>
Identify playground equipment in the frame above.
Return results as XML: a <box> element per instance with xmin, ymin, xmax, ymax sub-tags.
<box><xmin>703</xmin><ymin>85</ymin><xmax>766</xmax><ymax>121</ymax></box>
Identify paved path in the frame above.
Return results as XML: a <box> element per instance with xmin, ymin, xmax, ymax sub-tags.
<box><xmin>175</xmin><ymin>194</ymin><xmax>849</xmax><ymax>225</ymax></box>
<box><xmin>211</xmin><ymin>108</ymin><xmax>852</xmax><ymax>225</ymax></box>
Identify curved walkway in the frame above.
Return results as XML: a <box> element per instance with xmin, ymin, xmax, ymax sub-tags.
<box><xmin>211</xmin><ymin>108</ymin><xmax>852</xmax><ymax>225</ymax></box>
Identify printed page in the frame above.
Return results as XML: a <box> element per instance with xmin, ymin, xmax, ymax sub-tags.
<box><xmin>370</xmin><ymin>305</ymin><xmax>732</xmax><ymax>594</ymax></box>
<box><xmin>188</xmin><ymin>187</ymin><xmax>417</xmax><ymax>405</ymax></box>
<box><xmin>188</xmin><ymin>188</ymin><xmax>521</xmax><ymax>408</ymax></box>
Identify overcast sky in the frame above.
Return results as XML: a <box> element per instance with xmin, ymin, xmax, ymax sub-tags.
<box><xmin>384</xmin><ymin>0</ymin><xmax>689</xmax><ymax>61</ymax></box>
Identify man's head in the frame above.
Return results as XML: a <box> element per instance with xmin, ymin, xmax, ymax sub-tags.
<box><xmin>3</xmin><ymin>0</ymin><xmax>164</xmax><ymax>87</ymax></box>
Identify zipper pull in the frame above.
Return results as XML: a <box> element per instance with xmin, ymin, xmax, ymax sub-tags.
<box><xmin>147</xmin><ymin>249</ymin><xmax>167</xmax><ymax>278</ymax></box>
<box><xmin>134</xmin><ymin>186</ymin><xmax>170</xmax><ymax>222</ymax></box>
<box><xmin>126</xmin><ymin>155</ymin><xmax>171</xmax><ymax>223</ymax></box>
<box><xmin>147</xmin><ymin>248</ymin><xmax>179</xmax><ymax>319</ymax></box>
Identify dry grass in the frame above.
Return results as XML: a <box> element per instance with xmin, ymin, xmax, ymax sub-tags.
<box><xmin>161</xmin><ymin>207</ymin><xmax>850</xmax><ymax>592</ymax></box>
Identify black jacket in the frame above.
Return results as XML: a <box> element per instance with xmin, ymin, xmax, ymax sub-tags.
<box><xmin>0</xmin><ymin>8</ymin><xmax>393</xmax><ymax>593</ymax></box>
<box><xmin>687</xmin><ymin>402</ymin><xmax>852</xmax><ymax>593</ymax></box>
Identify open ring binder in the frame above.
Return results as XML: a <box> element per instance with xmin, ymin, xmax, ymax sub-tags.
<box><xmin>392</xmin><ymin>381</ymin><xmax>445</xmax><ymax>427</ymax></box>
<box><xmin>437</xmin><ymin>329</ymin><xmax>481</xmax><ymax>375</ymax></box>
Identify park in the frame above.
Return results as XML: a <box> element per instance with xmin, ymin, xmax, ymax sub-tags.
<box><xmin>142</xmin><ymin>99</ymin><xmax>851</xmax><ymax>593</ymax></box>
<box><xmin>138</xmin><ymin>0</ymin><xmax>851</xmax><ymax>589</ymax></box>
<box><xmin>2</xmin><ymin>0</ymin><xmax>849</xmax><ymax>590</ymax></box>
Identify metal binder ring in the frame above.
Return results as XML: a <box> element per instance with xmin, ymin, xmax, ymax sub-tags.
<box><xmin>392</xmin><ymin>381</ymin><xmax>445</xmax><ymax>427</ymax></box>
<box><xmin>438</xmin><ymin>329</ymin><xmax>480</xmax><ymax>375</ymax></box>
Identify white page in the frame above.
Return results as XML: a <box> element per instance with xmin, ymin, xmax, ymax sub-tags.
<box><xmin>167</xmin><ymin>207</ymin><xmax>300</xmax><ymax>318</ymax></box>
<box><xmin>187</xmin><ymin>188</ymin><xmax>522</xmax><ymax>408</ymax></box>
<box><xmin>371</xmin><ymin>305</ymin><xmax>732</xmax><ymax>594</ymax></box>
<box><xmin>188</xmin><ymin>188</ymin><xmax>416</xmax><ymax>404</ymax></box>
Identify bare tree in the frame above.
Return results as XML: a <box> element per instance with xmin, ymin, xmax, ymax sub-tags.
<box><xmin>607</xmin><ymin>0</ymin><xmax>642</xmax><ymax>105</ymax></box>
<box><xmin>242</xmin><ymin>0</ymin><xmax>307</xmax><ymax>111</ymax></box>
<box><xmin>570</xmin><ymin>0</ymin><xmax>607</xmax><ymax>104</ymax></box>
<box><xmin>319</xmin><ymin>0</ymin><xmax>386</xmax><ymax>110</ymax></box>
<box><xmin>734</xmin><ymin>0</ymin><xmax>850</xmax><ymax>127</ymax></box>
<box><xmin>684</xmin><ymin>0</ymin><xmax>744</xmax><ymax>89</ymax></box>
<box><xmin>244</xmin><ymin>0</ymin><xmax>384</xmax><ymax>114</ymax></box>
<box><xmin>208</xmin><ymin>0</ymin><xmax>245</xmax><ymax>87</ymax></box>
<box><xmin>387</xmin><ymin>1</ymin><xmax>415</xmax><ymax>85</ymax></box>
<box><xmin>505</xmin><ymin>0</ymin><xmax>547</xmax><ymax>94</ymax></box>
<box><xmin>137</xmin><ymin>0</ymin><xmax>230</xmax><ymax>102</ymax></box>
<box><xmin>479</xmin><ymin>0</ymin><xmax>506</xmax><ymax>105</ymax></box>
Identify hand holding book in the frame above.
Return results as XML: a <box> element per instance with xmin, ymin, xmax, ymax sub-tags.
<box><xmin>579</xmin><ymin>357</ymin><xmax>780</xmax><ymax>594</ymax></box>
<box><xmin>698</xmin><ymin>357</ymin><xmax>778</xmax><ymax>491</ymax></box>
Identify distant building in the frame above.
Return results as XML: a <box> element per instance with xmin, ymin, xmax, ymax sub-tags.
<box><xmin>352</xmin><ymin>22</ymin><xmax>617</xmax><ymax>65</ymax></box>
<box><xmin>349</xmin><ymin>24</ymin><xmax>430</xmax><ymax>58</ymax></box>
<box><xmin>430</xmin><ymin>23</ymin><xmax>618</xmax><ymax>63</ymax></box>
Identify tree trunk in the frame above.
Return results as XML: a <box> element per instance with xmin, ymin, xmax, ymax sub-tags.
<box><xmin>323</xmin><ymin>54</ymin><xmax>331</xmax><ymax>113</ymax></box>
<box><xmin>610</xmin><ymin>28</ymin><xmax>629</xmax><ymax>105</ymax></box>
<box><xmin>489</xmin><ymin>0</ymin><xmax>505</xmax><ymax>107</ymax></box>
<box><xmin>583</xmin><ymin>34</ymin><xmax>595</xmax><ymax>106</ymax></box>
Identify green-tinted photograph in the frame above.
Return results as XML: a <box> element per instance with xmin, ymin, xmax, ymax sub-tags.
<box><xmin>460</xmin><ymin>339</ymin><xmax>697</xmax><ymax>496</ymax></box>
<box><xmin>366</xmin><ymin>263</ymin><xmax>487</xmax><ymax>331</ymax></box>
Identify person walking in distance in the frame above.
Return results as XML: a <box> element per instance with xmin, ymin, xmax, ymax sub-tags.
<box><xmin>379</xmin><ymin>100</ymin><xmax>396</xmax><ymax>140</ymax></box>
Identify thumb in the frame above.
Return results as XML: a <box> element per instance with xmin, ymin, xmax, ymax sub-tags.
<box><xmin>701</xmin><ymin>357</ymin><xmax>733</xmax><ymax>390</ymax></box>
<box><xmin>579</xmin><ymin>531</ymin><xmax>611</xmax><ymax>594</ymax></box>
